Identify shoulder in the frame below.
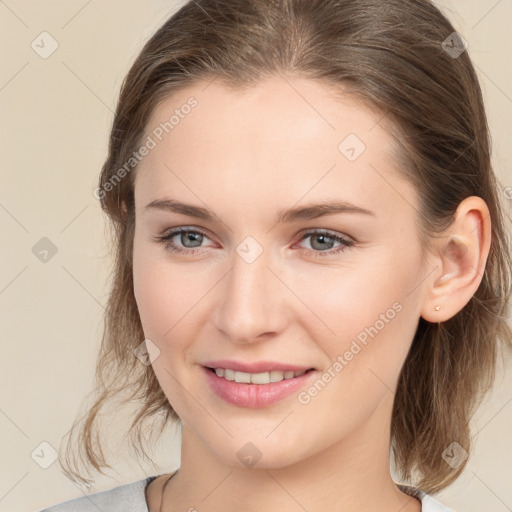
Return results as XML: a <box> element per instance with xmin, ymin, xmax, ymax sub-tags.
<box><xmin>397</xmin><ymin>483</ymin><xmax>458</xmax><ymax>512</ymax></box>
<box><xmin>35</xmin><ymin>476</ymin><xmax>156</xmax><ymax>512</ymax></box>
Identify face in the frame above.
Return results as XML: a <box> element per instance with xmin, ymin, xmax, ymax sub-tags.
<box><xmin>132</xmin><ymin>76</ymin><xmax>429</xmax><ymax>469</ymax></box>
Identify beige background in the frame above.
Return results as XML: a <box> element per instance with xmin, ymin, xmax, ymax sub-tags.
<box><xmin>1</xmin><ymin>1</ymin><xmax>511</xmax><ymax>511</ymax></box>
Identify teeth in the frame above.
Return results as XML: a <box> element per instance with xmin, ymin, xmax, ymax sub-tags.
<box><xmin>213</xmin><ymin>367</ymin><xmax>308</xmax><ymax>384</ymax></box>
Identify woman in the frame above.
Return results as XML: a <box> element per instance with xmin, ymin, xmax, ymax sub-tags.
<box><xmin>39</xmin><ymin>0</ymin><xmax>512</xmax><ymax>511</ymax></box>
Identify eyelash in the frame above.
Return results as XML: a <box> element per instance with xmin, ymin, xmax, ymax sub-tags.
<box><xmin>153</xmin><ymin>227</ymin><xmax>354</xmax><ymax>258</ymax></box>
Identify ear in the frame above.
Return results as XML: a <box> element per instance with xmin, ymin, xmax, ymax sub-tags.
<box><xmin>420</xmin><ymin>196</ymin><xmax>492</xmax><ymax>323</ymax></box>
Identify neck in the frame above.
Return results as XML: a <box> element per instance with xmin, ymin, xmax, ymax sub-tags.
<box><xmin>160</xmin><ymin>394</ymin><xmax>421</xmax><ymax>512</ymax></box>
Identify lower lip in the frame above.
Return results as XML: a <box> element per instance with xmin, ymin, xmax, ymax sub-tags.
<box><xmin>202</xmin><ymin>366</ymin><xmax>317</xmax><ymax>408</ymax></box>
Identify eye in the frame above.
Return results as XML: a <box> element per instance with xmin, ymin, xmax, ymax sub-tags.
<box><xmin>294</xmin><ymin>229</ymin><xmax>354</xmax><ymax>257</ymax></box>
<box><xmin>152</xmin><ymin>227</ymin><xmax>213</xmax><ymax>255</ymax></box>
<box><xmin>152</xmin><ymin>227</ymin><xmax>354</xmax><ymax>257</ymax></box>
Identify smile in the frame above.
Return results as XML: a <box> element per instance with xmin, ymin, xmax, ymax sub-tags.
<box><xmin>202</xmin><ymin>365</ymin><xmax>317</xmax><ymax>408</ymax></box>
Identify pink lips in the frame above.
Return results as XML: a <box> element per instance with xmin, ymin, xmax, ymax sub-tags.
<box><xmin>202</xmin><ymin>365</ymin><xmax>317</xmax><ymax>408</ymax></box>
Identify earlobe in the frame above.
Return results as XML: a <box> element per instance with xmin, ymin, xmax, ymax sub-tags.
<box><xmin>420</xmin><ymin>196</ymin><xmax>492</xmax><ymax>324</ymax></box>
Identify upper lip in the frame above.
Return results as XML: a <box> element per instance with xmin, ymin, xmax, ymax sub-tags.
<box><xmin>202</xmin><ymin>360</ymin><xmax>315</xmax><ymax>373</ymax></box>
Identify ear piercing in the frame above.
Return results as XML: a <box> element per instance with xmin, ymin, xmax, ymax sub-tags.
<box><xmin>434</xmin><ymin>305</ymin><xmax>441</xmax><ymax>311</ymax></box>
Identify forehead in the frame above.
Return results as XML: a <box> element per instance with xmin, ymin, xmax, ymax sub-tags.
<box><xmin>141</xmin><ymin>75</ymin><xmax>390</xmax><ymax>157</ymax></box>
<box><xmin>134</xmin><ymin>76</ymin><xmax>417</xmax><ymax>224</ymax></box>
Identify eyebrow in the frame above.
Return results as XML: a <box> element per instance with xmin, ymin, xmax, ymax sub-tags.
<box><xmin>144</xmin><ymin>198</ymin><xmax>376</xmax><ymax>223</ymax></box>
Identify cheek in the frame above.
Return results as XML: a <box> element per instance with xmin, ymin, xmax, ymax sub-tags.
<box><xmin>289</xmin><ymin>258</ymin><xmax>401</xmax><ymax>337</ymax></box>
<box><xmin>290</xmin><ymin>252</ymin><xmax>418</xmax><ymax>379</ymax></box>
<box><xmin>132</xmin><ymin>241</ymin><xmax>210</xmax><ymax>349</ymax></box>
<box><xmin>133</xmin><ymin>237</ymin><xmax>177</xmax><ymax>337</ymax></box>
<box><xmin>134</xmin><ymin>269</ymin><xmax>181</xmax><ymax>340</ymax></box>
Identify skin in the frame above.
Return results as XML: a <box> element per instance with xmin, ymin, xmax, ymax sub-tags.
<box><xmin>132</xmin><ymin>75</ymin><xmax>491</xmax><ymax>512</ymax></box>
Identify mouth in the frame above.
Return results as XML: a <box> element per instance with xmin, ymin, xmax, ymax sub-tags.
<box><xmin>202</xmin><ymin>365</ymin><xmax>318</xmax><ymax>408</ymax></box>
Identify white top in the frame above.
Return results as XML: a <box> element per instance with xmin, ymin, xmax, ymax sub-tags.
<box><xmin>36</xmin><ymin>475</ymin><xmax>456</xmax><ymax>512</ymax></box>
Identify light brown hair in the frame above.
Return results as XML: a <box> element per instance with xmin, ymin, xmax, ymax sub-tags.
<box><xmin>61</xmin><ymin>0</ymin><xmax>512</xmax><ymax>495</ymax></box>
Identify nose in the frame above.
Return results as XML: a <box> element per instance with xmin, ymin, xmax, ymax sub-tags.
<box><xmin>212</xmin><ymin>248</ymin><xmax>288</xmax><ymax>344</ymax></box>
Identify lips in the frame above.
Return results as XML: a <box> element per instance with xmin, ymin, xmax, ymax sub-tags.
<box><xmin>202</xmin><ymin>365</ymin><xmax>318</xmax><ymax>408</ymax></box>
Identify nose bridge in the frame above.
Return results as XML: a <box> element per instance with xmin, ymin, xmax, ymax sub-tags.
<box><xmin>213</xmin><ymin>244</ymin><xmax>285</xmax><ymax>342</ymax></box>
